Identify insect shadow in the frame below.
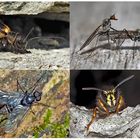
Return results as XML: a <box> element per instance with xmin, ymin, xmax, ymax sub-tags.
<box><xmin>0</xmin><ymin>72</ymin><xmax>54</xmax><ymax>133</ymax></box>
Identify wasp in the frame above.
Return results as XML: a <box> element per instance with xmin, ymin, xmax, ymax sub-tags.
<box><xmin>79</xmin><ymin>14</ymin><xmax>118</xmax><ymax>53</ymax></box>
<box><xmin>0</xmin><ymin>72</ymin><xmax>50</xmax><ymax>133</ymax></box>
<box><xmin>82</xmin><ymin>75</ymin><xmax>134</xmax><ymax>131</ymax></box>
<box><xmin>0</xmin><ymin>19</ymin><xmax>31</xmax><ymax>54</ymax></box>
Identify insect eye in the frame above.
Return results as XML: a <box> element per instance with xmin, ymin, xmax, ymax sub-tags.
<box><xmin>33</xmin><ymin>91</ymin><xmax>42</xmax><ymax>101</ymax></box>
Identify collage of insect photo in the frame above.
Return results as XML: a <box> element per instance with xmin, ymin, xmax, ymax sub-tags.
<box><xmin>0</xmin><ymin>1</ymin><xmax>140</xmax><ymax>139</ymax></box>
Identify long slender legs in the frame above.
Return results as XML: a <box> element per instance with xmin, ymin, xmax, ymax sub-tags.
<box><xmin>87</xmin><ymin>99</ymin><xmax>110</xmax><ymax>131</ymax></box>
<box><xmin>98</xmin><ymin>99</ymin><xmax>110</xmax><ymax>116</ymax></box>
<box><xmin>116</xmin><ymin>96</ymin><xmax>125</xmax><ymax>114</ymax></box>
<box><xmin>87</xmin><ymin>107</ymin><xmax>98</xmax><ymax>131</ymax></box>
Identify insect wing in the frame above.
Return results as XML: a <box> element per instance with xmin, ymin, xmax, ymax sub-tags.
<box><xmin>4</xmin><ymin>104</ymin><xmax>29</xmax><ymax>133</ymax></box>
<box><xmin>0</xmin><ymin>91</ymin><xmax>23</xmax><ymax>106</ymax></box>
<box><xmin>0</xmin><ymin>90</ymin><xmax>11</xmax><ymax>105</ymax></box>
<box><xmin>0</xmin><ymin>20</ymin><xmax>11</xmax><ymax>34</ymax></box>
<box><xmin>80</xmin><ymin>24</ymin><xmax>102</xmax><ymax>51</ymax></box>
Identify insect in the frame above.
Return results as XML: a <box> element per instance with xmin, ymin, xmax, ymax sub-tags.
<box><xmin>99</xmin><ymin>28</ymin><xmax>140</xmax><ymax>47</ymax></box>
<box><xmin>0</xmin><ymin>72</ymin><xmax>48</xmax><ymax>133</ymax></box>
<box><xmin>98</xmin><ymin>28</ymin><xmax>140</xmax><ymax>58</ymax></box>
<box><xmin>82</xmin><ymin>75</ymin><xmax>134</xmax><ymax>131</ymax></box>
<box><xmin>0</xmin><ymin>19</ymin><xmax>32</xmax><ymax>54</ymax></box>
<box><xmin>79</xmin><ymin>14</ymin><xmax>118</xmax><ymax>52</ymax></box>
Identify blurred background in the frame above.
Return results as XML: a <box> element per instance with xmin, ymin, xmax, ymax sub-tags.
<box><xmin>70</xmin><ymin>70</ymin><xmax>140</xmax><ymax>108</ymax></box>
<box><xmin>70</xmin><ymin>2</ymin><xmax>140</xmax><ymax>52</ymax></box>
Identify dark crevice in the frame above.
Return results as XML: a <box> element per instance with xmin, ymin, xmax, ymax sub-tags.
<box><xmin>0</xmin><ymin>14</ymin><xmax>69</xmax><ymax>50</ymax></box>
<box><xmin>70</xmin><ymin>70</ymin><xmax>140</xmax><ymax>109</ymax></box>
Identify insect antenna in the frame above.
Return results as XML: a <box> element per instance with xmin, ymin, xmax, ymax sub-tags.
<box><xmin>23</xmin><ymin>27</ymin><xmax>34</xmax><ymax>43</ymax></box>
<box><xmin>33</xmin><ymin>102</ymin><xmax>56</xmax><ymax>109</ymax></box>
<box><xmin>114</xmin><ymin>75</ymin><xmax>134</xmax><ymax>90</ymax></box>
<box><xmin>16</xmin><ymin>78</ymin><xmax>26</xmax><ymax>93</ymax></box>
<box><xmin>82</xmin><ymin>87</ymin><xmax>106</xmax><ymax>93</ymax></box>
<box><xmin>27</xmin><ymin>72</ymin><xmax>46</xmax><ymax>94</ymax></box>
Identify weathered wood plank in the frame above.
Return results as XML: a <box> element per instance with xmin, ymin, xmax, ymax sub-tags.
<box><xmin>71</xmin><ymin>34</ymin><xmax>140</xmax><ymax>69</ymax></box>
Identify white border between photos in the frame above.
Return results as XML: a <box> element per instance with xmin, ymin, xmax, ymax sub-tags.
<box><xmin>0</xmin><ymin>0</ymin><xmax>140</xmax><ymax>1</ymax></box>
<box><xmin>0</xmin><ymin>0</ymin><xmax>139</xmax><ymax>139</ymax></box>
<box><xmin>1</xmin><ymin>138</ymin><xmax>140</xmax><ymax>140</ymax></box>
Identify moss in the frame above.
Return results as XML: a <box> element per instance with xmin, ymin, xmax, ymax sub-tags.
<box><xmin>33</xmin><ymin>109</ymin><xmax>69</xmax><ymax>138</ymax></box>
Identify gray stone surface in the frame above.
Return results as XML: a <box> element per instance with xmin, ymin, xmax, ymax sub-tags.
<box><xmin>70</xmin><ymin>104</ymin><xmax>140</xmax><ymax>138</ymax></box>
<box><xmin>0</xmin><ymin>48</ymin><xmax>69</xmax><ymax>70</ymax></box>
<box><xmin>0</xmin><ymin>2</ymin><xmax>69</xmax><ymax>14</ymax></box>
<box><xmin>0</xmin><ymin>2</ymin><xmax>69</xmax><ymax>21</ymax></box>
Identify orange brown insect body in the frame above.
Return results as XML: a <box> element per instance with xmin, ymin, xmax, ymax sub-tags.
<box><xmin>82</xmin><ymin>75</ymin><xmax>134</xmax><ymax>131</ymax></box>
<box><xmin>0</xmin><ymin>19</ymin><xmax>31</xmax><ymax>54</ymax></box>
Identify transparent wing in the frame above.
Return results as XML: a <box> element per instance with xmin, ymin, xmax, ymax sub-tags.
<box><xmin>4</xmin><ymin>105</ymin><xmax>29</xmax><ymax>133</ymax></box>
<box><xmin>0</xmin><ymin>90</ymin><xmax>23</xmax><ymax>106</ymax></box>
<box><xmin>0</xmin><ymin>91</ymin><xmax>23</xmax><ymax>116</ymax></box>
<box><xmin>80</xmin><ymin>24</ymin><xmax>102</xmax><ymax>51</ymax></box>
<box><xmin>0</xmin><ymin>90</ymin><xmax>11</xmax><ymax>105</ymax></box>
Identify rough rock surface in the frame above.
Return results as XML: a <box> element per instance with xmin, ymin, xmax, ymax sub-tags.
<box><xmin>0</xmin><ymin>2</ymin><xmax>69</xmax><ymax>22</ymax></box>
<box><xmin>70</xmin><ymin>103</ymin><xmax>140</xmax><ymax>138</ymax></box>
<box><xmin>0</xmin><ymin>48</ymin><xmax>69</xmax><ymax>70</ymax></box>
<box><xmin>0</xmin><ymin>2</ymin><xmax>69</xmax><ymax>17</ymax></box>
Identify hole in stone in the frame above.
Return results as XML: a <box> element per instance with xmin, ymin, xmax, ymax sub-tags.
<box><xmin>0</xmin><ymin>14</ymin><xmax>69</xmax><ymax>50</ymax></box>
<box><xmin>70</xmin><ymin>70</ymin><xmax>140</xmax><ymax>108</ymax></box>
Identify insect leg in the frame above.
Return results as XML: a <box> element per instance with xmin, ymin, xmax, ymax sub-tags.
<box><xmin>0</xmin><ymin>117</ymin><xmax>8</xmax><ymax>124</ymax></box>
<box><xmin>30</xmin><ymin>107</ymin><xmax>35</xmax><ymax>116</ymax></box>
<box><xmin>16</xmin><ymin>79</ymin><xmax>25</xmax><ymax>93</ymax></box>
<box><xmin>110</xmin><ymin>27</ymin><xmax>119</xmax><ymax>32</ymax></box>
<box><xmin>132</xmin><ymin>36</ymin><xmax>137</xmax><ymax>59</ymax></box>
<box><xmin>0</xmin><ymin>104</ymin><xmax>12</xmax><ymax>114</ymax></box>
<box><xmin>98</xmin><ymin>99</ymin><xmax>109</xmax><ymax>116</ymax></box>
<box><xmin>0</xmin><ymin>104</ymin><xmax>5</xmax><ymax>110</ymax></box>
<box><xmin>107</xmin><ymin>31</ymin><xmax>110</xmax><ymax>45</ymax></box>
<box><xmin>12</xmin><ymin>33</ymin><xmax>19</xmax><ymax>44</ymax></box>
<box><xmin>87</xmin><ymin>107</ymin><xmax>98</xmax><ymax>131</ymax></box>
<box><xmin>116</xmin><ymin>95</ymin><xmax>125</xmax><ymax>113</ymax></box>
<box><xmin>5</xmin><ymin>105</ymin><xmax>13</xmax><ymax>113</ymax></box>
<box><xmin>33</xmin><ymin>102</ymin><xmax>56</xmax><ymax>109</ymax></box>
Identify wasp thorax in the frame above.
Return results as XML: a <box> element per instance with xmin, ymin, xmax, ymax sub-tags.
<box><xmin>102</xmin><ymin>19</ymin><xmax>111</xmax><ymax>32</ymax></box>
<box><xmin>104</xmin><ymin>89</ymin><xmax>116</xmax><ymax>107</ymax></box>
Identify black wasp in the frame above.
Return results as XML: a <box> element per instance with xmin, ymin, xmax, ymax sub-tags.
<box><xmin>0</xmin><ymin>72</ymin><xmax>48</xmax><ymax>133</ymax></box>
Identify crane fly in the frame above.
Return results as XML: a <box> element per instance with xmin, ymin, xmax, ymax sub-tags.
<box><xmin>79</xmin><ymin>14</ymin><xmax>118</xmax><ymax>52</ymax></box>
